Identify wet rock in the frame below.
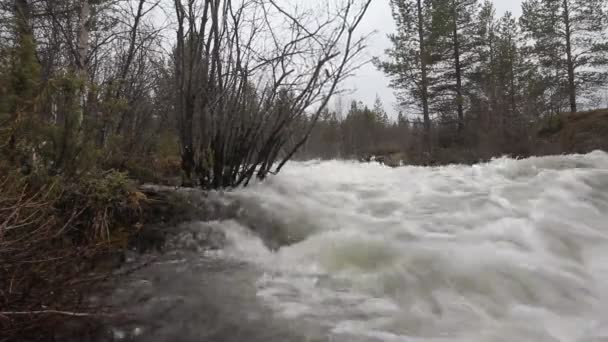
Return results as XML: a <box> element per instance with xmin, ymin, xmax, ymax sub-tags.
<box><xmin>130</xmin><ymin>226</ymin><xmax>167</xmax><ymax>253</ymax></box>
<box><xmin>230</xmin><ymin>199</ymin><xmax>296</xmax><ymax>251</ymax></box>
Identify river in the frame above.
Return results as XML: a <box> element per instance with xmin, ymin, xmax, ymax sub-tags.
<box><xmin>108</xmin><ymin>151</ymin><xmax>608</xmax><ymax>342</ymax></box>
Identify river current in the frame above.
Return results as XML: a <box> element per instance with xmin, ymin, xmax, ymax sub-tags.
<box><xmin>110</xmin><ymin>151</ymin><xmax>608</xmax><ymax>342</ymax></box>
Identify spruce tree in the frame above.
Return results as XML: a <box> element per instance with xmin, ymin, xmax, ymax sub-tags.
<box><xmin>3</xmin><ymin>0</ymin><xmax>41</xmax><ymax>163</ymax></box>
<box><xmin>373</xmin><ymin>95</ymin><xmax>389</xmax><ymax>125</ymax></box>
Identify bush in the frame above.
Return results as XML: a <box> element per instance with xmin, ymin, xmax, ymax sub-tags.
<box><xmin>0</xmin><ymin>164</ymin><xmax>146</xmax><ymax>341</ymax></box>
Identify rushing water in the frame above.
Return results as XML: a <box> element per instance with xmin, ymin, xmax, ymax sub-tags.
<box><xmin>111</xmin><ymin>151</ymin><xmax>608</xmax><ymax>342</ymax></box>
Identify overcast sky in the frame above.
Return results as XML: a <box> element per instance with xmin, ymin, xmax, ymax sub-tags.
<box><xmin>345</xmin><ymin>0</ymin><xmax>524</xmax><ymax>117</ymax></box>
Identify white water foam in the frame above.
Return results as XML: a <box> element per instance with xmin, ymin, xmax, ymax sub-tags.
<box><xmin>218</xmin><ymin>151</ymin><xmax>608</xmax><ymax>341</ymax></box>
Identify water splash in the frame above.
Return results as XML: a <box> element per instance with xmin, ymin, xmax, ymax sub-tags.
<box><xmin>217</xmin><ymin>151</ymin><xmax>608</xmax><ymax>341</ymax></box>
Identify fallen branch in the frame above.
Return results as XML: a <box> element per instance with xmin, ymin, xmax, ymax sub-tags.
<box><xmin>0</xmin><ymin>310</ymin><xmax>104</xmax><ymax>317</ymax></box>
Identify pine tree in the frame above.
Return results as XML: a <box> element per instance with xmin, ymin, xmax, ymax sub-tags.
<box><xmin>468</xmin><ymin>3</ymin><xmax>546</xmax><ymax>149</ymax></box>
<box><xmin>495</xmin><ymin>13</ymin><xmax>520</xmax><ymax>117</ymax></box>
<box><xmin>469</xmin><ymin>1</ymin><xmax>497</xmax><ymax>111</ymax></box>
<box><xmin>520</xmin><ymin>0</ymin><xmax>608</xmax><ymax>113</ymax></box>
<box><xmin>429</xmin><ymin>0</ymin><xmax>479</xmax><ymax>133</ymax></box>
<box><xmin>376</xmin><ymin>0</ymin><xmax>436</xmax><ymax>153</ymax></box>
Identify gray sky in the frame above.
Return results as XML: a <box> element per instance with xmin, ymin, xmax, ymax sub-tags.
<box><xmin>344</xmin><ymin>0</ymin><xmax>523</xmax><ymax>117</ymax></box>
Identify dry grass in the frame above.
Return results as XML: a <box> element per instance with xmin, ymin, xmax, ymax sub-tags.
<box><xmin>0</xmin><ymin>166</ymin><xmax>146</xmax><ymax>341</ymax></box>
<box><xmin>537</xmin><ymin>109</ymin><xmax>608</xmax><ymax>154</ymax></box>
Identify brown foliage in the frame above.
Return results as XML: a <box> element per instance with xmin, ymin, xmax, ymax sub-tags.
<box><xmin>0</xmin><ymin>165</ymin><xmax>145</xmax><ymax>341</ymax></box>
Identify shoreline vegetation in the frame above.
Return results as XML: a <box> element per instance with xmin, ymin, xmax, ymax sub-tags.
<box><xmin>0</xmin><ymin>176</ymin><xmax>220</xmax><ymax>341</ymax></box>
<box><xmin>2</xmin><ymin>0</ymin><xmax>608</xmax><ymax>339</ymax></box>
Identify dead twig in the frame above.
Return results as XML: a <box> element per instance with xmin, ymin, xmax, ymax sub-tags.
<box><xmin>0</xmin><ymin>310</ymin><xmax>105</xmax><ymax>317</ymax></box>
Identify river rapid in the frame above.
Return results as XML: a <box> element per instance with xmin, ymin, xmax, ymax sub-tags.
<box><xmin>109</xmin><ymin>151</ymin><xmax>608</xmax><ymax>342</ymax></box>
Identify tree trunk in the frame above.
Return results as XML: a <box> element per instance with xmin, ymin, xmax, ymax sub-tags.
<box><xmin>173</xmin><ymin>5</ymin><xmax>196</xmax><ymax>185</ymax></box>
<box><xmin>114</xmin><ymin>0</ymin><xmax>147</xmax><ymax>136</ymax></box>
<box><xmin>76</xmin><ymin>0</ymin><xmax>89</xmax><ymax>75</ymax></box>
<box><xmin>508</xmin><ymin>42</ymin><xmax>517</xmax><ymax>116</ymax></box>
<box><xmin>452</xmin><ymin>0</ymin><xmax>464</xmax><ymax>133</ymax></box>
<box><xmin>14</xmin><ymin>0</ymin><xmax>30</xmax><ymax>34</ymax></box>
<box><xmin>563</xmin><ymin>0</ymin><xmax>577</xmax><ymax>113</ymax></box>
<box><xmin>74</xmin><ymin>0</ymin><xmax>89</xmax><ymax>143</ymax></box>
<box><xmin>417</xmin><ymin>0</ymin><xmax>432</xmax><ymax>154</ymax></box>
<box><xmin>489</xmin><ymin>29</ymin><xmax>496</xmax><ymax>129</ymax></box>
<box><xmin>181</xmin><ymin>96</ymin><xmax>195</xmax><ymax>185</ymax></box>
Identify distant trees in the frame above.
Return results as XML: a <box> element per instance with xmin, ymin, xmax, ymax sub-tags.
<box><xmin>377</xmin><ymin>0</ymin><xmax>482</xmax><ymax>153</ymax></box>
<box><xmin>375</xmin><ymin>0</ymin><xmax>608</xmax><ymax>160</ymax></box>
<box><xmin>298</xmin><ymin>98</ymin><xmax>409</xmax><ymax>162</ymax></box>
<box><xmin>520</xmin><ymin>0</ymin><xmax>608</xmax><ymax>113</ymax></box>
<box><xmin>468</xmin><ymin>4</ymin><xmax>532</xmax><ymax>145</ymax></box>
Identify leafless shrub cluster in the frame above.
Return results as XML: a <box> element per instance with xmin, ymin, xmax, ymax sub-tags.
<box><xmin>173</xmin><ymin>0</ymin><xmax>372</xmax><ymax>187</ymax></box>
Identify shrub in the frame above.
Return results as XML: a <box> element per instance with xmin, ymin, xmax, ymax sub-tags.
<box><xmin>0</xmin><ymin>164</ymin><xmax>146</xmax><ymax>341</ymax></box>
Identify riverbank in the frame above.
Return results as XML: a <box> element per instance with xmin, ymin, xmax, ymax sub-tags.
<box><xmin>0</xmin><ymin>176</ymin><xmax>218</xmax><ymax>341</ymax></box>
<box><xmin>0</xmin><ymin>174</ymin><xmax>306</xmax><ymax>341</ymax></box>
<box><xmin>358</xmin><ymin>109</ymin><xmax>608</xmax><ymax>167</ymax></box>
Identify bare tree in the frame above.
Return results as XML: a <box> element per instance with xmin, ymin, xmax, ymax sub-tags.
<box><xmin>173</xmin><ymin>0</ymin><xmax>372</xmax><ymax>188</ymax></box>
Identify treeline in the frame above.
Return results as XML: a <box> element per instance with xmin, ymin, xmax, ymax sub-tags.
<box><xmin>0</xmin><ymin>0</ymin><xmax>372</xmax><ymax>188</ymax></box>
<box><xmin>301</xmin><ymin>0</ymin><xmax>608</xmax><ymax>163</ymax></box>
<box><xmin>296</xmin><ymin>97</ymin><xmax>408</xmax><ymax>163</ymax></box>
